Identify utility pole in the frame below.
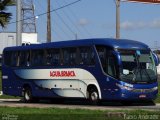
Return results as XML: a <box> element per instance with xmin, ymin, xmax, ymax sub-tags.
<box><xmin>16</xmin><ymin>0</ymin><xmax>22</xmax><ymax>46</ymax></box>
<box><xmin>116</xmin><ymin>0</ymin><xmax>120</xmax><ymax>39</ymax></box>
<box><xmin>21</xmin><ymin>0</ymin><xmax>37</xmax><ymax>33</ymax></box>
<box><xmin>75</xmin><ymin>34</ymin><xmax>78</xmax><ymax>40</ymax></box>
<box><xmin>47</xmin><ymin>0</ymin><xmax>51</xmax><ymax>42</ymax></box>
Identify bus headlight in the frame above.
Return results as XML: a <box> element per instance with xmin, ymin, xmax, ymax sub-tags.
<box><xmin>152</xmin><ymin>87</ymin><xmax>158</xmax><ymax>91</ymax></box>
<box><xmin>116</xmin><ymin>83</ymin><xmax>133</xmax><ymax>91</ymax></box>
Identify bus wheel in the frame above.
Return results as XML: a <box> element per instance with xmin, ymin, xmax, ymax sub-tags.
<box><xmin>23</xmin><ymin>87</ymin><xmax>33</xmax><ymax>103</ymax></box>
<box><xmin>88</xmin><ymin>88</ymin><xmax>99</xmax><ymax>105</ymax></box>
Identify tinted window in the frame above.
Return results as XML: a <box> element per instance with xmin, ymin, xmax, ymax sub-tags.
<box><xmin>25</xmin><ymin>51</ymin><xmax>31</xmax><ymax>66</ymax></box>
<box><xmin>31</xmin><ymin>50</ymin><xmax>44</xmax><ymax>66</ymax></box>
<box><xmin>4</xmin><ymin>51</ymin><xmax>12</xmax><ymax>66</ymax></box>
<box><xmin>107</xmin><ymin>54</ymin><xmax>117</xmax><ymax>78</ymax></box>
<box><xmin>63</xmin><ymin>48</ymin><xmax>70</xmax><ymax>65</ymax></box>
<box><xmin>96</xmin><ymin>46</ymin><xmax>106</xmax><ymax>69</ymax></box>
<box><xmin>19</xmin><ymin>51</ymin><xmax>30</xmax><ymax>67</ymax></box>
<box><xmin>19</xmin><ymin>51</ymin><xmax>26</xmax><ymax>66</ymax></box>
<box><xmin>96</xmin><ymin>46</ymin><xmax>118</xmax><ymax>78</ymax></box>
<box><xmin>11</xmin><ymin>51</ymin><xmax>20</xmax><ymax>67</ymax></box>
<box><xmin>62</xmin><ymin>48</ymin><xmax>77</xmax><ymax>66</ymax></box>
<box><xmin>46</xmin><ymin>49</ymin><xmax>60</xmax><ymax>66</ymax></box>
<box><xmin>79</xmin><ymin>47</ymin><xmax>95</xmax><ymax>65</ymax></box>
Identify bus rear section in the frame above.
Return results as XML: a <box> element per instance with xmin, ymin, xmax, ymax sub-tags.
<box><xmin>2</xmin><ymin>44</ymin><xmax>102</xmax><ymax>103</ymax></box>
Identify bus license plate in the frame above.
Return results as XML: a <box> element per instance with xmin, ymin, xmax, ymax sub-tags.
<box><xmin>139</xmin><ymin>95</ymin><xmax>146</xmax><ymax>98</ymax></box>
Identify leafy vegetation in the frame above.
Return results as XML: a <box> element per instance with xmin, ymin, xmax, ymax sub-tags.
<box><xmin>0</xmin><ymin>0</ymin><xmax>15</xmax><ymax>28</ymax></box>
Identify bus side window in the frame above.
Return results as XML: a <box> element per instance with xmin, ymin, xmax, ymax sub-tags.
<box><xmin>31</xmin><ymin>50</ymin><xmax>44</xmax><ymax>66</ymax></box>
<box><xmin>19</xmin><ymin>51</ymin><xmax>26</xmax><ymax>67</ymax></box>
<box><xmin>51</xmin><ymin>49</ymin><xmax>60</xmax><ymax>66</ymax></box>
<box><xmin>11</xmin><ymin>51</ymin><xmax>19</xmax><ymax>67</ymax></box>
<box><xmin>25</xmin><ymin>51</ymin><xmax>30</xmax><ymax>66</ymax></box>
<box><xmin>45</xmin><ymin>49</ymin><xmax>60</xmax><ymax>66</ymax></box>
<box><xmin>70</xmin><ymin>48</ymin><xmax>77</xmax><ymax>66</ymax></box>
<box><xmin>61</xmin><ymin>48</ymin><xmax>77</xmax><ymax>66</ymax></box>
<box><xmin>79</xmin><ymin>47</ymin><xmax>95</xmax><ymax>65</ymax></box>
<box><xmin>4</xmin><ymin>51</ymin><xmax>12</xmax><ymax>66</ymax></box>
<box><xmin>62</xmin><ymin>48</ymin><xmax>70</xmax><ymax>66</ymax></box>
<box><xmin>46</xmin><ymin>49</ymin><xmax>52</xmax><ymax>65</ymax></box>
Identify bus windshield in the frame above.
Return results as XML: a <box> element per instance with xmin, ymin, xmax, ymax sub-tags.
<box><xmin>119</xmin><ymin>50</ymin><xmax>157</xmax><ymax>84</ymax></box>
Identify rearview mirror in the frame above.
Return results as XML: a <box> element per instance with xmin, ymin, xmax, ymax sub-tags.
<box><xmin>152</xmin><ymin>52</ymin><xmax>159</xmax><ymax>66</ymax></box>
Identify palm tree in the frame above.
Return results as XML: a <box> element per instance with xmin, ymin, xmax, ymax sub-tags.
<box><xmin>0</xmin><ymin>0</ymin><xmax>15</xmax><ymax>28</ymax></box>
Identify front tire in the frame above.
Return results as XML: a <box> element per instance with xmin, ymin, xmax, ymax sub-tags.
<box><xmin>88</xmin><ymin>88</ymin><xmax>99</xmax><ymax>105</ymax></box>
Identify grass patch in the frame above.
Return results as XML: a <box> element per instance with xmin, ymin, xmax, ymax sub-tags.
<box><xmin>0</xmin><ymin>107</ymin><xmax>159</xmax><ymax>120</ymax></box>
<box><xmin>0</xmin><ymin>71</ymin><xmax>1</xmax><ymax>91</ymax></box>
<box><xmin>0</xmin><ymin>95</ymin><xmax>21</xmax><ymax>99</ymax></box>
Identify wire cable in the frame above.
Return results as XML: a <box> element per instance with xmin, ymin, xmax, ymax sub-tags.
<box><xmin>34</xmin><ymin>2</ymin><xmax>63</xmax><ymax>40</ymax></box>
<box><xmin>8</xmin><ymin>0</ymin><xmax>82</xmax><ymax>25</ymax></box>
<box><xmin>55</xmin><ymin>0</ymin><xmax>84</xmax><ymax>39</ymax></box>
<box><xmin>55</xmin><ymin>11</ymin><xmax>75</xmax><ymax>35</ymax></box>
<box><xmin>63</xmin><ymin>0</ymin><xmax>92</xmax><ymax>37</ymax></box>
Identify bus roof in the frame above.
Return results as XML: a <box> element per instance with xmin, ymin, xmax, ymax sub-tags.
<box><xmin>4</xmin><ymin>38</ymin><xmax>149</xmax><ymax>51</ymax></box>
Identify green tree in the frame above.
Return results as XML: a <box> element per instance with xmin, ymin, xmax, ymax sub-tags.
<box><xmin>0</xmin><ymin>0</ymin><xmax>15</xmax><ymax>28</ymax></box>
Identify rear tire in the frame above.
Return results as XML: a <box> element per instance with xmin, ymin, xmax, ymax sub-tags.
<box><xmin>88</xmin><ymin>88</ymin><xmax>99</xmax><ymax>105</ymax></box>
<box><xmin>23</xmin><ymin>87</ymin><xmax>36</xmax><ymax>103</ymax></box>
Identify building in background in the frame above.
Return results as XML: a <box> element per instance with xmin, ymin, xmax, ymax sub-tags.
<box><xmin>0</xmin><ymin>32</ymin><xmax>38</xmax><ymax>68</ymax></box>
<box><xmin>0</xmin><ymin>32</ymin><xmax>38</xmax><ymax>55</ymax></box>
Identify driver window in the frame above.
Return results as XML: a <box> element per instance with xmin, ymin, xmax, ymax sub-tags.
<box><xmin>106</xmin><ymin>52</ymin><xmax>117</xmax><ymax>78</ymax></box>
<box><xmin>96</xmin><ymin>45</ymin><xmax>118</xmax><ymax>79</ymax></box>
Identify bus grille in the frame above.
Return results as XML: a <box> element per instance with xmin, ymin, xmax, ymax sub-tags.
<box><xmin>132</xmin><ymin>89</ymin><xmax>153</xmax><ymax>93</ymax></box>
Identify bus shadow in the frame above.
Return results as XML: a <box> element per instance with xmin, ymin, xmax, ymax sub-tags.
<box><xmin>3</xmin><ymin>98</ymin><xmax>155</xmax><ymax>107</ymax></box>
<box><xmin>30</xmin><ymin>99</ymin><xmax>156</xmax><ymax>107</ymax></box>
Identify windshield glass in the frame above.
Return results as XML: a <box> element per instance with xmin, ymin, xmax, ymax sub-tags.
<box><xmin>119</xmin><ymin>50</ymin><xmax>157</xmax><ymax>84</ymax></box>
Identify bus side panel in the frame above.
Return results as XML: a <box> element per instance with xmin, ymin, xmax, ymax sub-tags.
<box><xmin>2</xmin><ymin>67</ymin><xmax>23</xmax><ymax>96</ymax></box>
<box><xmin>2</xmin><ymin>67</ymin><xmax>60</xmax><ymax>98</ymax></box>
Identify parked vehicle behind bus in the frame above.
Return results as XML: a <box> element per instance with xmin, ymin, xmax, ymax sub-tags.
<box><xmin>2</xmin><ymin>38</ymin><xmax>159</xmax><ymax>104</ymax></box>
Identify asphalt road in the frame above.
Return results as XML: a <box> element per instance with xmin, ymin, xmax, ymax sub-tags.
<box><xmin>0</xmin><ymin>99</ymin><xmax>160</xmax><ymax>111</ymax></box>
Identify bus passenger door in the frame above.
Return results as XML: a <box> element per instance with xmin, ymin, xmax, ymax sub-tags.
<box><xmin>104</xmin><ymin>51</ymin><xmax>119</xmax><ymax>99</ymax></box>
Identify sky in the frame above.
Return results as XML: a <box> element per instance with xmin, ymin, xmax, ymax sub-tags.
<box><xmin>1</xmin><ymin>0</ymin><xmax>160</xmax><ymax>49</ymax></box>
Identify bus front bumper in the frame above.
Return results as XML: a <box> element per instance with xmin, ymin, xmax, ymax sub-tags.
<box><xmin>118</xmin><ymin>89</ymin><xmax>158</xmax><ymax>101</ymax></box>
<box><xmin>102</xmin><ymin>83</ymin><xmax>158</xmax><ymax>101</ymax></box>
